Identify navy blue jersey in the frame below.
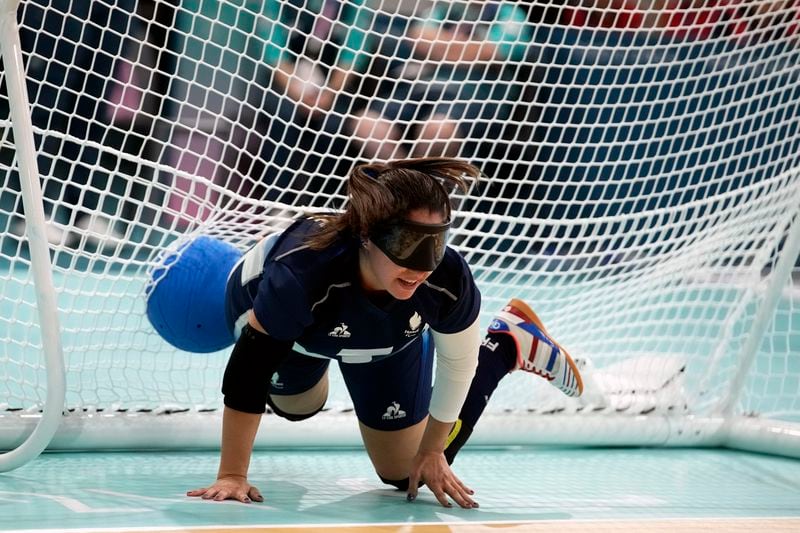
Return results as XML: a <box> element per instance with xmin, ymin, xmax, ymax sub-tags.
<box><xmin>226</xmin><ymin>217</ymin><xmax>481</xmax><ymax>364</ymax></box>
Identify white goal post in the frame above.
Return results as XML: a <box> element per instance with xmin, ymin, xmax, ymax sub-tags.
<box><xmin>2</xmin><ymin>0</ymin><xmax>800</xmax><ymax>471</ymax></box>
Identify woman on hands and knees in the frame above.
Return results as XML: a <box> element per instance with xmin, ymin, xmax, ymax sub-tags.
<box><xmin>180</xmin><ymin>157</ymin><xmax>582</xmax><ymax>508</ymax></box>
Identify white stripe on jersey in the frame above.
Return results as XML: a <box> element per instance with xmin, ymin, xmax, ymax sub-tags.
<box><xmin>291</xmin><ymin>335</ymin><xmax>421</xmax><ymax>364</ymax></box>
<box><xmin>240</xmin><ymin>233</ymin><xmax>280</xmax><ymax>285</ymax></box>
<box><xmin>422</xmin><ymin>280</ymin><xmax>457</xmax><ymax>301</ymax></box>
<box><xmin>273</xmin><ymin>244</ymin><xmax>311</xmax><ymax>262</ymax></box>
<box><xmin>311</xmin><ymin>282</ymin><xmax>352</xmax><ymax>312</ymax></box>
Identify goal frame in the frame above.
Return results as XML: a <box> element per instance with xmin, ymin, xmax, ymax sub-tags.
<box><xmin>2</xmin><ymin>1</ymin><xmax>800</xmax><ymax>472</ymax></box>
<box><xmin>0</xmin><ymin>0</ymin><xmax>65</xmax><ymax>472</ymax></box>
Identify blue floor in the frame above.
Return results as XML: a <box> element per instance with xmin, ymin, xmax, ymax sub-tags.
<box><xmin>2</xmin><ymin>446</ymin><xmax>800</xmax><ymax>531</ymax></box>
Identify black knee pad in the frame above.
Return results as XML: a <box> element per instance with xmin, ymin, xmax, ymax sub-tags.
<box><xmin>377</xmin><ymin>475</ymin><xmax>424</xmax><ymax>491</ymax></box>
<box><xmin>265</xmin><ymin>395</ymin><xmax>324</xmax><ymax>422</ymax></box>
<box><xmin>378</xmin><ymin>475</ymin><xmax>410</xmax><ymax>491</ymax></box>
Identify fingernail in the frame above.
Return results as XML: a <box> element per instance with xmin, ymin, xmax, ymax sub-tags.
<box><xmin>472</xmin><ymin>502</ymin><xmax>480</xmax><ymax>508</ymax></box>
<box><xmin>407</xmin><ymin>494</ymin><xmax>416</xmax><ymax>502</ymax></box>
<box><xmin>243</xmin><ymin>498</ymin><xmax>251</xmax><ymax>504</ymax></box>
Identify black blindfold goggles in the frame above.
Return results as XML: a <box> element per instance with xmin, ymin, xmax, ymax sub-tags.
<box><xmin>370</xmin><ymin>219</ymin><xmax>451</xmax><ymax>272</ymax></box>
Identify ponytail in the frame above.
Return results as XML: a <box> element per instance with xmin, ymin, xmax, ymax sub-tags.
<box><xmin>306</xmin><ymin>157</ymin><xmax>480</xmax><ymax>250</ymax></box>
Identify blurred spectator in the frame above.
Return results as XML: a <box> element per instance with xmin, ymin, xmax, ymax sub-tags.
<box><xmin>252</xmin><ymin>0</ymin><xmax>378</xmax><ymax>204</ymax></box>
<box><xmin>562</xmin><ymin>1</ymin><xmax>800</xmax><ymax>43</ymax></box>
<box><xmin>159</xmin><ymin>0</ymin><xmax>273</xmax><ymax>230</ymax></box>
<box><xmin>347</xmin><ymin>0</ymin><xmax>533</xmax><ymax>160</ymax></box>
<box><xmin>11</xmin><ymin>0</ymin><xmax>137</xmax><ymax>248</ymax></box>
<box><xmin>524</xmin><ymin>0</ymin><xmax>570</xmax><ymax>24</ymax></box>
<box><xmin>561</xmin><ymin>0</ymin><xmax>648</xmax><ymax>30</ymax></box>
<box><xmin>733</xmin><ymin>1</ymin><xmax>800</xmax><ymax>43</ymax></box>
<box><xmin>102</xmin><ymin>0</ymin><xmax>175</xmax><ymax>241</ymax></box>
<box><xmin>161</xmin><ymin>0</ymin><xmax>384</xmax><ymax>228</ymax></box>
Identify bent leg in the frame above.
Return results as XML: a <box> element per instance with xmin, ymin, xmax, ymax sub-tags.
<box><xmin>268</xmin><ymin>368</ymin><xmax>329</xmax><ymax>420</ymax></box>
<box><xmin>266</xmin><ymin>353</ymin><xmax>331</xmax><ymax>421</ymax></box>
<box><xmin>443</xmin><ymin>335</ymin><xmax>516</xmax><ymax>464</ymax></box>
<box><xmin>360</xmin><ymin>418</ymin><xmax>427</xmax><ymax>483</ymax></box>
<box><xmin>340</xmin><ymin>333</ymin><xmax>434</xmax><ymax>487</ymax></box>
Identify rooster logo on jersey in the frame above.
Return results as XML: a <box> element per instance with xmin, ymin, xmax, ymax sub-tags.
<box><xmin>328</xmin><ymin>322</ymin><xmax>351</xmax><ymax>338</ymax></box>
<box><xmin>405</xmin><ymin>311</ymin><xmax>423</xmax><ymax>337</ymax></box>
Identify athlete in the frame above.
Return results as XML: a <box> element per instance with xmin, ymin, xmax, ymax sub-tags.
<box><xmin>186</xmin><ymin>157</ymin><xmax>583</xmax><ymax>508</ymax></box>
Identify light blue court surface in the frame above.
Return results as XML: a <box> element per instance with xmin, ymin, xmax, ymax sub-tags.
<box><xmin>1</xmin><ymin>446</ymin><xmax>800</xmax><ymax>532</ymax></box>
<box><xmin>2</xmin><ymin>255</ymin><xmax>800</xmax><ymax>531</ymax></box>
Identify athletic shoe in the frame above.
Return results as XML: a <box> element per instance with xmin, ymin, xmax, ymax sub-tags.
<box><xmin>489</xmin><ymin>298</ymin><xmax>583</xmax><ymax>397</ymax></box>
<box><xmin>8</xmin><ymin>217</ymin><xmax>68</xmax><ymax>245</ymax></box>
<box><xmin>75</xmin><ymin>215</ymin><xmax>126</xmax><ymax>251</ymax></box>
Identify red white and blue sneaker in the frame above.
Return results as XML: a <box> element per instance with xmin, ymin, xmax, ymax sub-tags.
<box><xmin>489</xmin><ymin>299</ymin><xmax>583</xmax><ymax>397</ymax></box>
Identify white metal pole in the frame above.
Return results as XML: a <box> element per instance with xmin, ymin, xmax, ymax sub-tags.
<box><xmin>0</xmin><ymin>0</ymin><xmax>66</xmax><ymax>472</ymax></box>
<box><xmin>717</xmin><ymin>174</ymin><xmax>800</xmax><ymax>419</ymax></box>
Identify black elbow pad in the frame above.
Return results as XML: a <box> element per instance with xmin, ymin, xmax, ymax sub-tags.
<box><xmin>222</xmin><ymin>323</ymin><xmax>292</xmax><ymax>414</ymax></box>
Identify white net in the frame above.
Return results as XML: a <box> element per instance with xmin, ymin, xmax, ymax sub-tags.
<box><xmin>1</xmin><ymin>1</ymin><xmax>799</xmax><ymax>452</ymax></box>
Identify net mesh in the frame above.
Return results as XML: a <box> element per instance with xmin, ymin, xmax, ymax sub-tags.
<box><xmin>1</xmin><ymin>1</ymin><xmax>799</xmax><ymax>442</ymax></box>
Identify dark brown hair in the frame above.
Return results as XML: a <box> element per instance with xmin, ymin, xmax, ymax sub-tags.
<box><xmin>307</xmin><ymin>157</ymin><xmax>481</xmax><ymax>249</ymax></box>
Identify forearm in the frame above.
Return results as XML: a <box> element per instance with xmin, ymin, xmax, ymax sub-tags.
<box><xmin>217</xmin><ymin>406</ymin><xmax>262</xmax><ymax>479</ymax></box>
<box><xmin>418</xmin><ymin>415</ymin><xmax>453</xmax><ymax>454</ymax></box>
<box><xmin>437</xmin><ymin>40</ymin><xmax>498</xmax><ymax>62</ymax></box>
<box><xmin>273</xmin><ymin>60</ymin><xmax>313</xmax><ymax>104</ymax></box>
<box><xmin>428</xmin><ymin>319</ymin><xmax>481</xmax><ymax>422</ymax></box>
<box><xmin>408</xmin><ymin>415</ymin><xmax>478</xmax><ymax>509</ymax></box>
<box><xmin>412</xmin><ymin>26</ymin><xmax>499</xmax><ymax>62</ymax></box>
<box><xmin>219</xmin><ymin>313</ymin><xmax>290</xmax><ymax>479</ymax></box>
<box><xmin>327</xmin><ymin>65</ymin><xmax>350</xmax><ymax>93</ymax></box>
<box><xmin>272</xmin><ymin>61</ymin><xmax>293</xmax><ymax>92</ymax></box>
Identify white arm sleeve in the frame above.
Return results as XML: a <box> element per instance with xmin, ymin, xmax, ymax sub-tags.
<box><xmin>428</xmin><ymin>317</ymin><xmax>481</xmax><ymax>423</ymax></box>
